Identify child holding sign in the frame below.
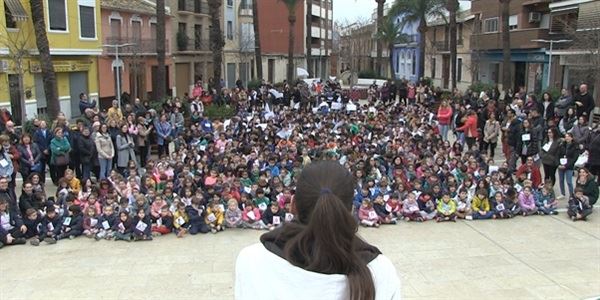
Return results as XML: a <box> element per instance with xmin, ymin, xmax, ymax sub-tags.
<box><xmin>95</xmin><ymin>206</ymin><xmax>117</xmax><ymax>240</ymax></box>
<box><xmin>436</xmin><ymin>194</ymin><xmax>457</xmax><ymax>222</ymax></box>
<box><xmin>82</xmin><ymin>206</ymin><xmax>100</xmax><ymax>238</ymax></box>
<box><xmin>261</xmin><ymin>202</ymin><xmax>285</xmax><ymax>231</ymax></box>
<box><xmin>358</xmin><ymin>200</ymin><xmax>380</xmax><ymax>227</ymax></box>
<box><xmin>132</xmin><ymin>209</ymin><xmax>152</xmax><ymax>241</ymax></box>
<box><xmin>57</xmin><ymin>205</ymin><xmax>84</xmax><ymax>240</ymax></box>
<box><xmin>113</xmin><ymin>211</ymin><xmax>133</xmax><ymax>241</ymax></box>
<box><xmin>205</xmin><ymin>201</ymin><xmax>224</xmax><ymax>234</ymax></box>
<box><xmin>242</xmin><ymin>203</ymin><xmax>265</xmax><ymax>229</ymax></box>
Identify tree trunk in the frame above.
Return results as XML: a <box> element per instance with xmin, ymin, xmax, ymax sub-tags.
<box><xmin>500</xmin><ymin>0</ymin><xmax>511</xmax><ymax>91</ymax></box>
<box><xmin>252</xmin><ymin>0</ymin><xmax>263</xmax><ymax>80</ymax></box>
<box><xmin>287</xmin><ymin>11</ymin><xmax>297</xmax><ymax>83</ymax></box>
<box><xmin>418</xmin><ymin>18</ymin><xmax>427</xmax><ymax>81</ymax></box>
<box><xmin>209</xmin><ymin>0</ymin><xmax>225</xmax><ymax>92</ymax></box>
<box><xmin>29</xmin><ymin>0</ymin><xmax>59</xmax><ymax>120</ymax></box>
<box><xmin>376</xmin><ymin>0</ymin><xmax>385</xmax><ymax>77</ymax></box>
<box><xmin>389</xmin><ymin>43</ymin><xmax>395</xmax><ymax>80</ymax></box>
<box><xmin>155</xmin><ymin>0</ymin><xmax>167</xmax><ymax>100</ymax></box>
<box><xmin>448</xmin><ymin>0</ymin><xmax>458</xmax><ymax>90</ymax></box>
<box><xmin>306</xmin><ymin>0</ymin><xmax>313</xmax><ymax>77</ymax></box>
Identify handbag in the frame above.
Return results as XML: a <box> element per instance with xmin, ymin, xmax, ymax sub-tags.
<box><xmin>575</xmin><ymin>152</ymin><xmax>589</xmax><ymax>168</ymax></box>
<box><xmin>55</xmin><ymin>153</ymin><xmax>70</xmax><ymax>166</ymax></box>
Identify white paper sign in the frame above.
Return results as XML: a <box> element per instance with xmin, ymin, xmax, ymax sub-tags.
<box><xmin>199</xmin><ymin>145</ymin><xmax>206</xmax><ymax>151</ymax></box>
<box><xmin>285</xmin><ymin>213</ymin><xmax>294</xmax><ymax>222</ymax></box>
<box><xmin>383</xmin><ymin>195</ymin><xmax>390</xmax><ymax>202</ymax></box>
<box><xmin>560</xmin><ymin>158</ymin><xmax>568</xmax><ymax>165</ymax></box>
<box><xmin>102</xmin><ymin>220</ymin><xmax>110</xmax><ymax>229</ymax></box>
<box><xmin>247</xmin><ymin>211</ymin><xmax>256</xmax><ymax>220</ymax></box>
<box><xmin>258</xmin><ymin>203</ymin><xmax>267</xmax><ymax>211</ymax></box>
<box><xmin>347</xmin><ymin>104</ymin><xmax>357</xmax><ymax>111</ymax></box>
<box><xmin>176</xmin><ymin>216</ymin><xmax>185</xmax><ymax>225</ymax></box>
<box><xmin>157</xmin><ymin>218</ymin><xmax>162</xmax><ymax>226</ymax></box>
<box><xmin>542</xmin><ymin>143</ymin><xmax>551</xmax><ymax>152</ymax></box>
<box><xmin>47</xmin><ymin>223</ymin><xmax>55</xmax><ymax>231</ymax></box>
<box><xmin>207</xmin><ymin>213</ymin><xmax>217</xmax><ymax>223</ymax></box>
<box><xmin>458</xmin><ymin>202</ymin><xmax>467</xmax><ymax>210</ymax></box>
<box><xmin>90</xmin><ymin>218</ymin><xmax>98</xmax><ymax>227</ymax></box>
<box><xmin>385</xmin><ymin>204</ymin><xmax>392</xmax><ymax>212</ymax></box>
<box><xmin>243</xmin><ymin>186</ymin><xmax>252</xmax><ymax>194</ymax></box>
<box><xmin>62</xmin><ymin>217</ymin><xmax>71</xmax><ymax>226</ymax></box>
<box><xmin>136</xmin><ymin>221</ymin><xmax>147</xmax><ymax>231</ymax></box>
<box><xmin>496</xmin><ymin>204</ymin><xmax>505</xmax><ymax>211</ymax></box>
<box><xmin>273</xmin><ymin>216</ymin><xmax>281</xmax><ymax>225</ymax></box>
<box><xmin>522</xmin><ymin>134</ymin><xmax>531</xmax><ymax>142</ymax></box>
<box><xmin>368</xmin><ymin>211</ymin><xmax>377</xmax><ymax>219</ymax></box>
<box><xmin>409</xmin><ymin>206</ymin><xmax>419</xmax><ymax>212</ymax></box>
<box><xmin>218</xmin><ymin>204</ymin><xmax>225</xmax><ymax>212</ymax></box>
<box><xmin>0</xmin><ymin>159</ymin><xmax>8</xmax><ymax>167</ymax></box>
<box><xmin>331</xmin><ymin>102</ymin><xmax>342</xmax><ymax>110</ymax></box>
<box><xmin>118</xmin><ymin>223</ymin><xmax>125</xmax><ymax>231</ymax></box>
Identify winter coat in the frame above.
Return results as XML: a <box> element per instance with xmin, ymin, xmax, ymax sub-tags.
<box><xmin>588</xmin><ymin>131</ymin><xmax>600</xmax><ymax>167</ymax></box>
<box><xmin>518</xmin><ymin>192</ymin><xmax>536</xmax><ymax>210</ymax></box>
<box><xmin>571</xmin><ymin>124</ymin><xmax>590</xmax><ymax>146</ymax></box>
<box><xmin>260</xmin><ymin>206</ymin><xmax>284</xmax><ymax>226</ymax></box>
<box><xmin>94</xmin><ymin>133</ymin><xmax>114</xmax><ymax>159</ymax></box>
<box><xmin>77</xmin><ymin>135</ymin><xmax>97</xmax><ymax>165</ymax></box>
<box><xmin>471</xmin><ymin>195</ymin><xmax>491</xmax><ymax>212</ymax></box>
<box><xmin>557</xmin><ymin>141</ymin><xmax>580</xmax><ymax>170</ymax></box>
<box><xmin>436</xmin><ymin>200</ymin><xmax>456</xmax><ymax>215</ymax></box>
<box><xmin>576</xmin><ymin>176</ymin><xmax>599</xmax><ymax>206</ymax></box>
<box><xmin>17</xmin><ymin>143</ymin><xmax>42</xmax><ymax>174</ymax></box>
<box><xmin>540</xmin><ymin>139</ymin><xmax>561</xmax><ymax>167</ymax></box>
<box><xmin>49</xmin><ymin>137</ymin><xmax>71</xmax><ymax>165</ymax></box>
<box><xmin>483</xmin><ymin>120</ymin><xmax>501</xmax><ymax>144</ymax></box>
<box><xmin>515</xmin><ymin>164</ymin><xmax>543</xmax><ymax>188</ymax></box>
<box><xmin>116</xmin><ymin>134</ymin><xmax>136</xmax><ymax>168</ymax></box>
<box><xmin>456</xmin><ymin>114</ymin><xmax>479</xmax><ymax>138</ymax></box>
<box><xmin>225</xmin><ymin>208</ymin><xmax>243</xmax><ymax>227</ymax></box>
<box><xmin>437</xmin><ymin>106</ymin><xmax>453</xmax><ymax>125</ymax></box>
<box><xmin>18</xmin><ymin>192</ymin><xmax>42</xmax><ymax>216</ymax></box>
<box><xmin>516</xmin><ymin>127</ymin><xmax>538</xmax><ymax>157</ymax></box>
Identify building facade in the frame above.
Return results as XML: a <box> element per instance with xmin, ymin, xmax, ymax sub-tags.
<box><xmin>391</xmin><ymin>17</ymin><xmax>420</xmax><ymax>82</ymax></box>
<box><xmin>0</xmin><ymin>0</ymin><xmax>102</xmax><ymax>122</ymax></box>
<box><xmin>424</xmin><ymin>1</ymin><xmax>474</xmax><ymax>91</ymax></box>
<box><xmin>98</xmin><ymin>0</ymin><xmax>174</xmax><ymax>106</ymax></box>
<box><xmin>222</xmin><ymin>0</ymin><xmax>255</xmax><ymax>89</ymax></box>
<box><xmin>470</xmin><ymin>0</ymin><xmax>552</xmax><ymax>93</ymax></box>
<box><xmin>169</xmin><ymin>0</ymin><xmax>213</xmax><ymax>98</ymax></box>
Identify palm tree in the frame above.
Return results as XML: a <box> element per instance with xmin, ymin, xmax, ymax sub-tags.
<box><xmin>376</xmin><ymin>0</ymin><xmax>386</xmax><ymax>77</ymax></box>
<box><xmin>252</xmin><ymin>0</ymin><xmax>263</xmax><ymax>80</ymax></box>
<box><xmin>282</xmin><ymin>0</ymin><xmax>299</xmax><ymax>83</ymax></box>
<box><xmin>306</xmin><ymin>0</ymin><xmax>312</xmax><ymax>76</ymax></box>
<box><xmin>390</xmin><ymin>0</ymin><xmax>446</xmax><ymax>80</ymax></box>
<box><xmin>155</xmin><ymin>0</ymin><xmax>167</xmax><ymax>100</ymax></box>
<box><xmin>447</xmin><ymin>0</ymin><xmax>458</xmax><ymax>89</ymax></box>
<box><xmin>209</xmin><ymin>0</ymin><xmax>225</xmax><ymax>92</ymax></box>
<box><xmin>29</xmin><ymin>0</ymin><xmax>59</xmax><ymax>119</ymax></box>
<box><xmin>500</xmin><ymin>0</ymin><xmax>511</xmax><ymax>91</ymax></box>
<box><xmin>376</xmin><ymin>16</ymin><xmax>406</xmax><ymax>79</ymax></box>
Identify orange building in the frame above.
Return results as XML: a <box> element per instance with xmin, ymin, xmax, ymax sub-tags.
<box><xmin>97</xmin><ymin>0</ymin><xmax>174</xmax><ymax>107</ymax></box>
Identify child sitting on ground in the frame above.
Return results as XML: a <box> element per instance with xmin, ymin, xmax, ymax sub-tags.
<box><xmin>224</xmin><ymin>199</ymin><xmax>243</xmax><ymax>228</ymax></box>
<box><xmin>173</xmin><ymin>202</ymin><xmax>190</xmax><ymax>237</ymax></box>
<box><xmin>471</xmin><ymin>188</ymin><xmax>494</xmax><ymax>220</ymax></box>
<box><xmin>58</xmin><ymin>205</ymin><xmax>84</xmax><ymax>240</ymax></box>
<box><xmin>205</xmin><ymin>201</ymin><xmax>225</xmax><ymax>233</ymax></box>
<box><xmin>372</xmin><ymin>195</ymin><xmax>397</xmax><ymax>224</ymax></box>
<box><xmin>187</xmin><ymin>197</ymin><xmax>210</xmax><ymax>234</ymax></box>
<box><xmin>82</xmin><ymin>206</ymin><xmax>99</xmax><ymax>238</ymax></box>
<box><xmin>568</xmin><ymin>188</ymin><xmax>593</xmax><ymax>221</ymax></box>
<box><xmin>535</xmin><ymin>184</ymin><xmax>558</xmax><ymax>215</ymax></box>
<box><xmin>95</xmin><ymin>205</ymin><xmax>117</xmax><ymax>240</ymax></box>
<box><xmin>151</xmin><ymin>206</ymin><xmax>173</xmax><ymax>236</ymax></box>
<box><xmin>23</xmin><ymin>208</ymin><xmax>42</xmax><ymax>246</ymax></box>
<box><xmin>358</xmin><ymin>199</ymin><xmax>380</xmax><ymax>227</ymax></box>
<box><xmin>454</xmin><ymin>188</ymin><xmax>472</xmax><ymax>219</ymax></box>
<box><xmin>261</xmin><ymin>201</ymin><xmax>286</xmax><ymax>230</ymax></box>
<box><xmin>417</xmin><ymin>193</ymin><xmax>437</xmax><ymax>221</ymax></box>
<box><xmin>113</xmin><ymin>211</ymin><xmax>133</xmax><ymax>242</ymax></box>
<box><xmin>518</xmin><ymin>186</ymin><xmax>538</xmax><ymax>216</ymax></box>
<box><xmin>436</xmin><ymin>194</ymin><xmax>457</xmax><ymax>222</ymax></box>
<box><xmin>241</xmin><ymin>203</ymin><xmax>265</xmax><ymax>229</ymax></box>
<box><xmin>492</xmin><ymin>192</ymin><xmax>511</xmax><ymax>219</ymax></box>
<box><xmin>65</xmin><ymin>169</ymin><xmax>81</xmax><ymax>195</ymax></box>
<box><xmin>402</xmin><ymin>193</ymin><xmax>423</xmax><ymax>222</ymax></box>
<box><xmin>132</xmin><ymin>208</ymin><xmax>152</xmax><ymax>241</ymax></box>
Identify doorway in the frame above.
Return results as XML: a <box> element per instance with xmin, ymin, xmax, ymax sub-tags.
<box><xmin>442</xmin><ymin>55</ymin><xmax>450</xmax><ymax>89</ymax></box>
<box><xmin>227</xmin><ymin>63</ymin><xmax>236</xmax><ymax>88</ymax></box>
<box><xmin>268</xmin><ymin>59</ymin><xmax>275</xmax><ymax>83</ymax></box>
<box><xmin>514</xmin><ymin>62</ymin><xmax>526</xmax><ymax>92</ymax></box>
<box><xmin>69</xmin><ymin>72</ymin><xmax>89</xmax><ymax>118</ymax></box>
<box><xmin>129</xmin><ymin>62</ymin><xmax>146</xmax><ymax>100</ymax></box>
<box><xmin>8</xmin><ymin>74</ymin><xmax>22</xmax><ymax>125</ymax></box>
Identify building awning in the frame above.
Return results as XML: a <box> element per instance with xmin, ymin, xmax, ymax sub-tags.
<box><xmin>4</xmin><ymin>0</ymin><xmax>28</xmax><ymax>21</ymax></box>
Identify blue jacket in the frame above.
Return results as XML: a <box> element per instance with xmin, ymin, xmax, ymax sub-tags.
<box><xmin>155</xmin><ymin>121</ymin><xmax>172</xmax><ymax>146</ymax></box>
<box><xmin>33</xmin><ymin>128</ymin><xmax>53</xmax><ymax>153</ymax></box>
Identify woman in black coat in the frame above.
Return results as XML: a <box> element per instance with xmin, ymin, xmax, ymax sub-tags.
<box><xmin>77</xmin><ymin>127</ymin><xmax>97</xmax><ymax>181</ymax></box>
<box><xmin>17</xmin><ymin>134</ymin><xmax>42</xmax><ymax>181</ymax></box>
<box><xmin>516</xmin><ymin>119</ymin><xmax>539</xmax><ymax>165</ymax></box>
<box><xmin>587</xmin><ymin>127</ymin><xmax>600</xmax><ymax>183</ymax></box>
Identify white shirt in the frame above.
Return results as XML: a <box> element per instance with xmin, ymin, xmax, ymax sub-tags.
<box><xmin>235</xmin><ymin>243</ymin><xmax>401</xmax><ymax>300</ymax></box>
<box><xmin>1</xmin><ymin>212</ymin><xmax>12</xmax><ymax>231</ymax></box>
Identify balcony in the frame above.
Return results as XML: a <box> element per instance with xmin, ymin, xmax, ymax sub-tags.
<box><xmin>433</xmin><ymin>41</ymin><xmax>449</xmax><ymax>51</ymax></box>
<box><xmin>104</xmin><ymin>37</ymin><xmax>169</xmax><ymax>55</ymax></box>
<box><xmin>239</xmin><ymin>2</ymin><xmax>252</xmax><ymax>16</ymax></box>
<box><xmin>470</xmin><ymin>28</ymin><xmax>550</xmax><ymax>50</ymax></box>
<box><xmin>177</xmin><ymin>37</ymin><xmax>210</xmax><ymax>52</ymax></box>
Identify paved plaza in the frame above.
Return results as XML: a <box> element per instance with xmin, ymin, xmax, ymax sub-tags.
<box><xmin>1</xmin><ymin>209</ymin><xmax>599</xmax><ymax>300</ymax></box>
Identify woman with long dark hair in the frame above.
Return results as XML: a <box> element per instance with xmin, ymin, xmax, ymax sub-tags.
<box><xmin>235</xmin><ymin>161</ymin><xmax>400</xmax><ymax>300</ymax></box>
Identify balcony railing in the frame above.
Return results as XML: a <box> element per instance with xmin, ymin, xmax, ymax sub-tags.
<box><xmin>433</xmin><ymin>41</ymin><xmax>449</xmax><ymax>51</ymax></box>
<box><xmin>470</xmin><ymin>28</ymin><xmax>550</xmax><ymax>50</ymax></box>
<box><xmin>104</xmin><ymin>37</ymin><xmax>169</xmax><ymax>54</ymax></box>
<box><xmin>177</xmin><ymin>37</ymin><xmax>210</xmax><ymax>52</ymax></box>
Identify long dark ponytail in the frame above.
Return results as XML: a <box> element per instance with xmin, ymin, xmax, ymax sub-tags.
<box><xmin>283</xmin><ymin>160</ymin><xmax>375</xmax><ymax>300</ymax></box>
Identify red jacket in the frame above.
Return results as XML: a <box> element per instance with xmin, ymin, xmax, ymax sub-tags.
<box><xmin>515</xmin><ymin>164</ymin><xmax>542</xmax><ymax>188</ymax></box>
<box><xmin>437</xmin><ymin>106</ymin><xmax>453</xmax><ymax>125</ymax></box>
<box><xmin>457</xmin><ymin>115</ymin><xmax>478</xmax><ymax>138</ymax></box>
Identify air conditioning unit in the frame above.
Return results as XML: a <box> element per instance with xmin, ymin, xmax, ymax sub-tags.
<box><xmin>0</xmin><ymin>60</ymin><xmax>8</xmax><ymax>72</ymax></box>
<box><xmin>529</xmin><ymin>12</ymin><xmax>542</xmax><ymax>23</ymax></box>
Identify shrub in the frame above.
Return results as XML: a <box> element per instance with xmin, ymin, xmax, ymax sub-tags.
<box><xmin>469</xmin><ymin>82</ymin><xmax>496</xmax><ymax>94</ymax></box>
<box><xmin>204</xmin><ymin>105</ymin><xmax>236</xmax><ymax>120</ymax></box>
<box><xmin>357</xmin><ymin>70</ymin><xmax>386</xmax><ymax>80</ymax></box>
<box><xmin>247</xmin><ymin>79</ymin><xmax>261</xmax><ymax>91</ymax></box>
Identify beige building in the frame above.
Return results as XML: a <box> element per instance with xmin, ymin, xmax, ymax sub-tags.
<box><xmin>222</xmin><ymin>0</ymin><xmax>255</xmax><ymax>89</ymax></box>
<box><xmin>169</xmin><ymin>0</ymin><xmax>213</xmax><ymax>98</ymax></box>
<box><xmin>424</xmin><ymin>1</ymin><xmax>474</xmax><ymax>91</ymax></box>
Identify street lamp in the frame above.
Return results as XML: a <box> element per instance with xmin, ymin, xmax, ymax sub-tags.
<box><xmin>102</xmin><ymin>43</ymin><xmax>135</xmax><ymax>109</ymax></box>
<box><xmin>531</xmin><ymin>39</ymin><xmax>572</xmax><ymax>88</ymax></box>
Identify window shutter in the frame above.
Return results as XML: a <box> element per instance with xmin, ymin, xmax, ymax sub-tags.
<box><xmin>49</xmin><ymin>0</ymin><xmax>67</xmax><ymax>31</ymax></box>
<box><xmin>80</xmin><ymin>6</ymin><xmax>95</xmax><ymax>38</ymax></box>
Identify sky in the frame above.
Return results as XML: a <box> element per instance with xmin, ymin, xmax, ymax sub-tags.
<box><xmin>333</xmin><ymin>0</ymin><xmax>378</xmax><ymax>23</ymax></box>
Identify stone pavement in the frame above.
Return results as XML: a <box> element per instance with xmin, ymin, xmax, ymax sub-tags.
<box><xmin>1</xmin><ymin>211</ymin><xmax>598</xmax><ymax>300</ymax></box>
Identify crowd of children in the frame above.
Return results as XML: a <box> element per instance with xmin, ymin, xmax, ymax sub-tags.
<box><xmin>1</xmin><ymin>83</ymin><xmax>598</xmax><ymax>248</ymax></box>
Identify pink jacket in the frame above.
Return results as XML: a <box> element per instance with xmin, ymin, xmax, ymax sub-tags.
<box><xmin>437</xmin><ymin>106</ymin><xmax>453</xmax><ymax>125</ymax></box>
<box><xmin>518</xmin><ymin>193</ymin><xmax>536</xmax><ymax>210</ymax></box>
<box><xmin>358</xmin><ymin>206</ymin><xmax>379</xmax><ymax>222</ymax></box>
<box><xmin>242</xmin><ymin>208</ymin><xmax>261</xmax><ymax>222</ymax></box>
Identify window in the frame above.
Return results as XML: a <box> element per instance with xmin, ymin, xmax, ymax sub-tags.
<box><xmin>411</xmin><ymin>51</ymin><xmax>416</xmax><ymax>75</ymax></box>
<box><xmin>79</xmin><ymin>4</ymin><xmax>95</xmax><ymax>38</ymax></box>
<box><xmin>432</xmin><ymin>28</ymin><xmax>437</xmax><ymax>42</ymax></box>
<box><xmin>484</xmin><ymin>17</ymin><xmax>498</xmax><ymax>33</ymax></box>
<box><xmin>227</xmin><ymin>0</ymin><xmax>233</xmax><ymax>7</ymax></box>
<box><xmin>178</xmin><ymin>22</ymin><xmax>187</xmax><ymax>34</ymax></box>
<box><xmin>431</xmin><ymin>57</ymin><xmax>436</xmax><ymax>78</ymax></box>
<box><xmin>150</xmin><ymin>22</ymin><xmax>157</xmax><ymax>39</ymax></box>
<box><xmin>194</xmin><ymin>0</ymin><xmax>202</xmax><ymax>13</ymax></box>
<box><xmin>457</xmin><ymin>24</ymin><xmax>463</xmax><ymax>45</ymax></box>
<box><xmin>48</xmin><ymin>0</ymin><xmax>68</xmax><ymax>31</ymax></box>
<box><xmin>195</xmin><ymin>24</ymin><xmax>202</xmax><ymax>49</ymax></box>
<box><xmin>457</xmin><ymin>58</ymin><xmax>463</xmax><ymax>82</ymax></box>
<box><xmin>110</xmin><ymin>18</ymin><xmax>122</xmax><ymax>39</ymax></box>
<box><xmin>509</xmin><ymin>15</ymin><xmax>518</xmax><ymax>30</ymax></box>
<box><xmin>132</xmin><ymin>20</ymin><xmax>142</xmax><ymax>42</ymax></box>
<box><xmin>227</xmin><ymin>21</ymin><xmax>233</xmax><ymax>40</ymax></box>
<box><xmin>4</xmin><ymin>3</ymin><xmax>17</xmax><ymax>29</ymax></box>
<box><xmin>178</xmin><ymin>0</ymin><xmax>186</xmax><ymax>11</ymax></box>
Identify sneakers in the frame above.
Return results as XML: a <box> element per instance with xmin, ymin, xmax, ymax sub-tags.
<box><xmin>551</xmin><ymin>211</ymin><xmax>559</xmax><ymax>215</ymax></box>
<box><xmin>68</xmin><ymin>235</ymin><xmax>75</xmax><ymax>240</ymax></box>
<box><xmin>30</xmin><ymin>239</ymin><xmax>40</xmax><ymax>246</ymax></box>
<box><xmin>465</xmin><ymin>215</ymin><xmax>473</xmax><ymax>220</ymax></box>
<box><xmin>13</xmin><ymin>238</ymin><xmax>27</xmax><ymax>245</ymax></box>
<box><xmin>151</xmin><ymin>232</ymin><xmax>162</xmax><ymax>237</ymax></box>
<box><xmin>44</xmin><ymin>237</ymin><xmax>57</xmax><ymax>244</ymax></box>
<box><xmin>0</xmin><ymin>241</ymin><xmax>3</xmax><ymax>249</ymax></box>
<box><xmin>211</xmin><ymin>228</ymin><xmax>217</xmax><ymax>234</ymax></box>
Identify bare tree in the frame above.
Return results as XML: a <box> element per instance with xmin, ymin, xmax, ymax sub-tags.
<box><xmin>500</xmin><ymin>0</ymin><xmax>511</xmax><ymax>91</ymax></box>
<box><xmin>155</xmin><ymin>0</ymin><xmax>167</xmax><ymax>100</ymax></box>
<box><xmin>252</xmin><ymin>0</ymin><xmax>263</xmax><ymax>80</ymax></box>
<box><xmin>0</xmin><ymin>26</ymin><xmax>33</xmax><ymax>123</ymax></box>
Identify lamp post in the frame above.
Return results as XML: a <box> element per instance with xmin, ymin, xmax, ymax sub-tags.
<box><xmin>531</xmin><ymin>39</ymin><xmax>571</xmax><ymax>88</ymax></box>
<box><xmin>102</xmin><ymin>43</ymin><xmax>135</xmax><ymax>109</ymax></box>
